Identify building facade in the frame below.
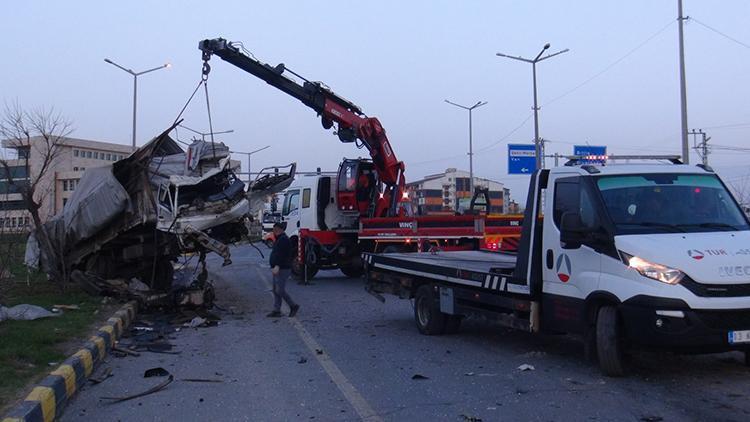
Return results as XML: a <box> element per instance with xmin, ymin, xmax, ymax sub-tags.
<box><xmin>0</xmin><ymin>136</ymin><xmax>135</xmax><ymax>231</ymax></box>
<box><xmin>407</xmin><ymin>168</ymin><xmax>510</xmax><ymax>215</ymax></box>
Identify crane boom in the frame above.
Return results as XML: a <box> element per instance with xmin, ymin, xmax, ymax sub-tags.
<box><xmin>198</xmin><ymin>38</ymin><xmax>406</xmax><ymax>216</ymax></box>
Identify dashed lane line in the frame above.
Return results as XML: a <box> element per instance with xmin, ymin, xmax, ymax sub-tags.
<box><xmin>255</xmin><ymin>267</ymin><xmax>383</xmax><ymax>422</ymax></box>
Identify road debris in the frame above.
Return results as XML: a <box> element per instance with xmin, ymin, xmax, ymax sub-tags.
<box><xmin>460</xmin><ymin>414</ymin><xmax>483</xmax><ymax>422</ymax></box>
<box><xmin>111</xmin><ymin>345</ymin><xmax>140</xmax><ymax>357</ymax></box>
<box><xmin>144</xmin><ymin>367</ymin><xmax>170</xmax><ymax>378</ymax></box>
<box><xmin>186</xmin><ymin>316</ymin><xmax>208</xmax><ymax>328</ymax></box>
<box><xmin>180</xmin><ymin>378</ymin><xmax>223</xmax><ymax>383</ymax></box>
<box><xmin>298</xmin><ymin>357</ymin><xmax>308</xmax><ymax>364</ymax></box>
<box><xmin>411</xmin><ymin>374</ymin><xmax>429</xmax><ymax>380</ymax></box>
<box><xmin>0</xmin><ymin>304</ymin><xmax>60</xmax><ymax>321</ymax></box>
<box><xmin>517</xmin><ymin>364</ymin><xmax>535</xmax><ymax>371</ymax></box>
<box><xmin>101</xmin><ymin>374</ymin><xmax>174</xmax><ymax>403</ymax></box>
<box><xmin>89</xmin><ymin>367</ymin><xmax>113</xmax><ymax>385</ymax></box>
<box><xmin>53</xmin><ymin>304</ymin><xmax>80</xmax><ymax>311</ymax></box>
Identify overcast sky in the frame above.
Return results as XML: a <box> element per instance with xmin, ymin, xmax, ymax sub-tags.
<box><xmin>3</xmin><ymin>1</ymin><xmax>749</xmax><ymax>201</ymax></box>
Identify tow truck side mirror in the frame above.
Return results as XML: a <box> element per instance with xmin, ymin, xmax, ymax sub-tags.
<box><xmin>560</xmin><ymin>212</ymin><xmax>585</xmax><ymax>249</ymax></box>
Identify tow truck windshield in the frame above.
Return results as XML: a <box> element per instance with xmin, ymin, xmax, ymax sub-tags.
<box><xmin>595</xmin><ymin>173</ymin><xmax>750</xmax><ymax>234</ymax></box>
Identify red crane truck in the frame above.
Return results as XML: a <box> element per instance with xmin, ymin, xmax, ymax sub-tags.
<box><xmin>198</xmin><ymin>38</ymin><xmax>521</xmax><ymax>279</ymax></box>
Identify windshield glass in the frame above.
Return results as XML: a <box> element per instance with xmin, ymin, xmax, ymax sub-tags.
<box><xmin>595</xmin><ymin>173</ymin><xmax>749</xmax><ymax>234</ymax></box>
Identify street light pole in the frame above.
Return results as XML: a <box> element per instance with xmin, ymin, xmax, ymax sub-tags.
<box><xmin>496</xmin><ymin>43</ymin><xmax>569</xmax><ymax>170</ymax></box>
<box><xmin>104</xmin><ymin>58</ymin><xmax>170</xmax><ymax>148</ymax></box>
<box><xmin>232</xmin><ymin>145</ymin><xmax>271</xmax><ymax>182</ymax></box>
<box><xmin>445</xmin><ymin>100</ymin><xmax>488</xmax><ymax>194</ymax></box>
<box><xmin>178</xmin><ymin>124</ymin><xmax>234</xmax><ymax>142</ymax></box>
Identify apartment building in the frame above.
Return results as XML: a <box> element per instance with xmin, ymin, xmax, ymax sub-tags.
<box><xmin>0</xmin><ymin>136</ymin><xmax>134</xmax><ymax>231</ymax></box>
<box><xmin>406</xmin><ymin>168</ymin><xmax>510</xmax><ymax>215</ymax></box>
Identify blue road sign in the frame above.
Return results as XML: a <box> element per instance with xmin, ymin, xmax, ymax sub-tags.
<box><xmin>508</xmin><ymin>144</ymin><xmax>537</xmax><ymax>175</ymax></box>
<box><xmin>573</xmin><ymin>145</ymin><xmax>607</xmax><ymax>164</ymax></box>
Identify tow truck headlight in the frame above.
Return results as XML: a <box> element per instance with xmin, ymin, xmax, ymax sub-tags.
<box><xmin>620</xmin><ymin>251</ymin><xmax>684</xmax><ymax>285</ymax></box>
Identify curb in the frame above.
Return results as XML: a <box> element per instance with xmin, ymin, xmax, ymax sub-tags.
<box><xmin>2</xmin><ymin>301</ymin><xmax>138</xmax><ymax>422</ymax></box>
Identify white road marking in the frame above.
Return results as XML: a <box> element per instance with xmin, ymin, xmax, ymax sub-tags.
<box><xmin>255</xmin><ymin>268</ymin><xmax>382</xmax><ymax>422</ymax></box>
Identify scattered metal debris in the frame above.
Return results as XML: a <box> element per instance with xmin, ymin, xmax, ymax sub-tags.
<box><xmin>517</xmin><ymin>364</ymin><xmax>535</xmax><ymax>371</ymax></box>
<box><xmin>111</xmin><ymin>345</ymin><xmax>140</xmax><ymax>357</ymax></box>
<box><xmin>101</xmin><ymin>374</ymin><xmax>173</xmax><ymax>403</ymax></box>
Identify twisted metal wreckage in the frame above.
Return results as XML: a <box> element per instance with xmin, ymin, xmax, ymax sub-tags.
<box><xmin>25</xmin><ymin>124</ymin><xmax>295</xmax><ymax>306</ymax></box>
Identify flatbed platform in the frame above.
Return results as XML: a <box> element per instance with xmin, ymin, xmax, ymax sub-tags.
<box><xmin>364</xmin><ymin>250</ymin><xmax>521</xmax><ymax>293</ymax></box>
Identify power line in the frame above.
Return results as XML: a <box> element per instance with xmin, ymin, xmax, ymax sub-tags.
<box><xmin>690</xmin><ymin>17</ymin><xmax>750</xmax><ymax>50</ymax></box>
<box><xmin>543</xmin><ymin>20</ymin><xmax>675</xmax><ymax>108</ymax></box>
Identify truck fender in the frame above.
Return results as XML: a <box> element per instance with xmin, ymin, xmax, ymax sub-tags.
<box><xmin>583</xmin><ymin>291</ymin><xmax>622</xmax><ymax>327</ymax></box>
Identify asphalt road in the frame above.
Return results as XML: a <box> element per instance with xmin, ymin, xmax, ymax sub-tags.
<box><xmin>63</xmin><ymin>245</ymin><xmax>750</xmax><ymax>422</ymax></box>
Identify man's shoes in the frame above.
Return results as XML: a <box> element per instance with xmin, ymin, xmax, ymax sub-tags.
<box><xmin>266</xmin><ymin>311</ymin><xmax>282</xmax><ymax>318</ymax></box>
<box><xmin>289</xmin><ymin>304</ymin><xmax>300</xmax><ymax>318</ymax></box>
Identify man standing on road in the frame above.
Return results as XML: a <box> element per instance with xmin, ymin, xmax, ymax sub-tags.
<box><xmin>268</xmin><ymin>222</ymin><xmax>300</xmax><ymax>318</ymax></box>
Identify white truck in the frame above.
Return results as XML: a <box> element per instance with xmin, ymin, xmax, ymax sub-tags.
<box><xmin>364</xmin><ymin>156</ymin><xmax>750</xmax><ymax>376</ymax></box>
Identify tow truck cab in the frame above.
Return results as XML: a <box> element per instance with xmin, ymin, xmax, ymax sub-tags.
<box><xmin>532</xmin><ymin>160</ymin><xmax>750</xmax><ymax>352</ymax></box>
<box><xmin>365</xmin><ymin>158</ymin><xmax>750</xmax><ymax>375</ymax></box>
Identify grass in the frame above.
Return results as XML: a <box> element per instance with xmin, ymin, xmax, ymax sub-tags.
<box><xmin>0</xmin><ymin>237</ymin><xmax>106</xmax><ymax>412</ymax></box>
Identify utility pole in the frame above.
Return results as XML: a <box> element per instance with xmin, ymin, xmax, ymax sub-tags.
<box><xmin>678</xmin><ymin>0</ymin><xmax>690</xmax><ymax>163</ymax></box>
<box><xmin>689</xmin><ymin>129</ymin><xmax>710</xmax><ymax>165</ymax></box>
<box><xmin>497</xmin><ymin>44</ymin><xmax>569</xmax><ymax>171</ymax></box>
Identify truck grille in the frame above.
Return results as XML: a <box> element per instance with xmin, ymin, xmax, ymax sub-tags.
<box><xmin>681</xmin><ymin>276</ymin><xmax>750</xmax><ymax>298</ymax></box>
<box><xmin>696</xmin><ymin>310</ymin><xmax>750</xmax><ymax>330</ymax></box>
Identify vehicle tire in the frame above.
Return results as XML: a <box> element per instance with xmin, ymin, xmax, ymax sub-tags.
<box><xmin>292</xmin><ymin>260</ymin><xmax>318</xmax><ymax>281</ymax></box>
<box><xmin>340</xmin><ymin>264</ymin><xmax>364</xmax><ymax>278</ymax></box>
<box><xmin>596</xmin><ymin>306</ymin><xmax>625</xmax><ymax>377</ymax></box>
<box><xmin>444</xmin><ymin>315</ymin><xmax>463</xmax><ymax>334</ymax></box>
<box><xmin>414</xmin><ymin>285</ymin><xmax>446</xmax><ymax>335</ymax></box>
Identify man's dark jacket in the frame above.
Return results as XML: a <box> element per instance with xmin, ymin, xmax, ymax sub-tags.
<box><xmin>270</xmin><ymin>233</ymin><xmax>292</xmax><ymax>269</ymax></box>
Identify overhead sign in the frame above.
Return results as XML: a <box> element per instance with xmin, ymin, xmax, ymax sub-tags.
<box><xmin>573</xmin><ymin>145</ymin><xmax>607</xmax><ymax>164</ymax></box>
<box><xmin>508</xmin><ymin>144</ymin><xmax>537</xmax><ymax>175</ymax></box>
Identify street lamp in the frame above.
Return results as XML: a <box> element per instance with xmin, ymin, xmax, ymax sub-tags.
<box><xmin>178</xmin><ymin>124</ymin><xmax>235</xmax><ymax>141</ymax></box>
<box><xmin>232</xmin><ymin>145</ymin><xmax>271</xmax><ymax>182</ymax></box>
<box><xmin>496</xmin><ymin>43</ymin><xmax>569</xmax><ymax>170</ymax></box>
<box><xmin>444</xmin><ymin>99</ymin><xmax>487</xmax><ymax>194</ymax></box>
<box><xmin>104</xmin><ymin>58</ymin><xmax>171</xmax><ymax>148</ymax></box>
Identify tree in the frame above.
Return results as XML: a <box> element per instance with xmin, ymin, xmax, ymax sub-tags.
<box><xmin>0</xmin><ymin>101</ymin><xmax>73</xmax><ymax>285</ymax></box>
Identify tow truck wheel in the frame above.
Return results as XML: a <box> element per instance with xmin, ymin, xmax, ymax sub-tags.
<box><xmin>414</xmin><ymin>285</ymin><xmax>446</xmax><ymax>335</ymax></box>
<box><xmin>292</xmin><ymin>261</ymin><xmax>318</xmax><ymax>280</ymax></box>
<box><xmin>596</xmin><ymin>306</ymin><xmax>625</xmax><ymax>377</ymax></box>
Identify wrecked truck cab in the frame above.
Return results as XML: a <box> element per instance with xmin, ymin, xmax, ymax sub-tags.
<box><xmin>27</xmin><ymin>125</ymin><xmax>296</xmax><ymax>298</ymax></box>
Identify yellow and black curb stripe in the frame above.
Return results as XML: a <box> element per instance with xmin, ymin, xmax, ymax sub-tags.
<box><xmin>2</xmin><ymin>302</ymin><xmax>138</xmax><ymax>422</ymax></box>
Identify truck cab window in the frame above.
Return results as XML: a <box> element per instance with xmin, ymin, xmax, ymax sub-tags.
<box><xmin>302</xmin><ymin>188</ymin><xmax>311</xmax><ymax>208</ymax></box>
<box><xmin>283</xmin><ymin>190</ymin><xmax>300</xmax><ymax>215</ymax></box>
<box><xmin>553</xmin><ymin>177</ymin><xmax>598</xmax><ymax>229</ymax></box>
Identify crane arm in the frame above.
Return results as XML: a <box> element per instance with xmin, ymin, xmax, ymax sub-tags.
<box><xmin>198</xmin><ymin>38</ymin><xmax>405</xmax><ymax>189</ymax></box>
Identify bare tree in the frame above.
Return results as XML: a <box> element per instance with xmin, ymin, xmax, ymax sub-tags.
<box><xmin>0</xmin><ymin>101</ymin><xmax>73</xmax><ymax>285</ymax></box>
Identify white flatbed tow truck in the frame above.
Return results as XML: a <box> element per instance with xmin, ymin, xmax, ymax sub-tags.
<box><xmin>364</xmin><ymin>156</ymin><xmax>750</xmax><ymax>376</ymax></box>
